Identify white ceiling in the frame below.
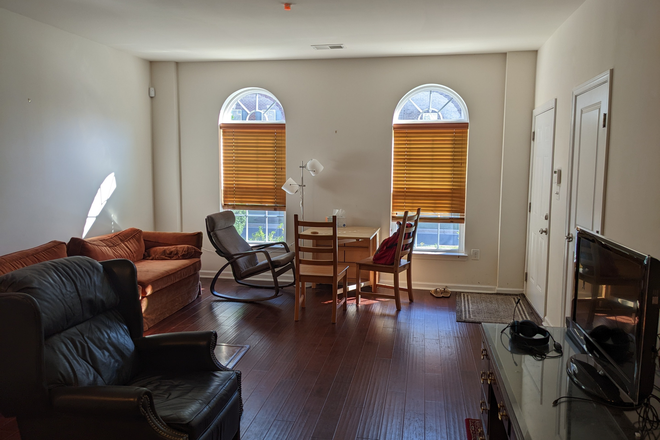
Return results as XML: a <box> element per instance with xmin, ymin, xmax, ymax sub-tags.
<box><xmin>0</xmin><ymin>0</ymin><xmax>586</xmax><ymax>62</ymax></box>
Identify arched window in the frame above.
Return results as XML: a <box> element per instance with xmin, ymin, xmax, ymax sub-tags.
<box><xmin>219</xmin><ymin>88</ymin><xmax>286</xmax><ymax>243</ymax></box>
<box><xmin>392</xmin><ymin>84</ymin><xmax>469</xmax><ymax>253</ymax></box>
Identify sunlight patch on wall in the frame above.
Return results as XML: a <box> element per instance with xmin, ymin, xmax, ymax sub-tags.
<box><xmin>82</xmin><ymin>173</ymin><xmax>117</xmax><ymax>238</ymax></box>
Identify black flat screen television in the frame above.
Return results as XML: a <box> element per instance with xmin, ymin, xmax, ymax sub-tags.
<box><xmin>566</xmin><ymin>227</ymin><xmax>660</xmax><ymax>406</ymax></box>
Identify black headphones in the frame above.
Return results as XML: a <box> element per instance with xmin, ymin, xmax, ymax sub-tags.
<box><xmin>501</xmin><ymin>298</ymin><xmax>563</xmax><ymax>360</ymax></box>
<box><xmin>507</xmin><ymin>320</ymin><xmax>563</xmax><ymax>358</ymax></box>
<box><xmin>510</xmin><ymin>320</ymin><xmax>550</xmax><ymax>347</ymax></box>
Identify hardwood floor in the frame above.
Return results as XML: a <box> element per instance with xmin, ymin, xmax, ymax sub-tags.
<box><xmin>0</xmin><ymin>278</ymin><xmax>483</xmax><ymax>440</ymax></box>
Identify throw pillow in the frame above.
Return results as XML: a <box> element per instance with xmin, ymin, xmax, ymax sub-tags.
<box><xmin>67</xmin><ymin>228</ymin><xmax>145</xmax><ymax>262</ymax></box>
<box><xmin>144</xmin><ymin>245</ymin><xmax>202</xmax><ymax>260</ymax></box>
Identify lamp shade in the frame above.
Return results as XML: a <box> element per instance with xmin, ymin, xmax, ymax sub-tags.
<box><xmin>281</xmin><ymin>177</ymin><xmax>300</xmax><ymax>194</ymax></box>
<box><xmin>305</xmin><ymin>159</ymin><xmax>324</xmax><ymax>176</ymax></box>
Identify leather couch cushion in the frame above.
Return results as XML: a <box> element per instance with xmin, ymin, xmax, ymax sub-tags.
<box><xmin>134</xmin><ymin>259</ymin><xmax>201</xmax><ymax>295</ymax></box>
<box><xmin>129</xmin><ymin>370</ymin><xmax>240</xmax><ymax>439</ymax></box>
<box><xmin>0</xmin><ymin>241</ymin><xmax>67</xmax><ymax>276</ymax></box>
<box><xmin>0</xmin><ymin>257</ymin><xmax>137</xmax><ymax>386</ymax></box>
<box><xmin>45</xmin><ymin>310</ymin><xmax>136</xmax><ymax>387</ymax></box>
<box><xmin>67</xmin><ymin>228</ymin><xmax>145</xmax><ymax>263</ymax></box>
<box><xmin>0</xmin><ymin>257</ymin><xmax>118</xmax><ymax>337</ymax></box>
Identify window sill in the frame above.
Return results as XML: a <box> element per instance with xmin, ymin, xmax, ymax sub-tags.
<box><xmin>413</xmin><ymin>251</ymin><xmax>468</xmax><ymax>260</ymax></box>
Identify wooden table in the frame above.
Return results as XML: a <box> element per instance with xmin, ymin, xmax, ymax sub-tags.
<box><xmin>304</xmin><ymin>226</ymin><xmax>380</xmax><ymax>287</ymax></box>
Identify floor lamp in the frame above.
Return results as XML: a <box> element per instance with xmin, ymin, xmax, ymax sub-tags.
<box><xmin>281</xmin><ymin>159</ymin><xmax>324</xmax><ymax>220</ymax></box>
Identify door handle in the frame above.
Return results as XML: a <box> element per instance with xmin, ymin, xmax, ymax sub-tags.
<box><xmin>539</xmin><ymin>228</ymin><xmax>548</xmax><ymax>235</ymax></box>
<box><xmin>566</xmin><ymin>233</ymin><xmax>574</xmax><ymax>242</ymax></box>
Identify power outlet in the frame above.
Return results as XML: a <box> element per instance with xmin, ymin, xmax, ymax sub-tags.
<box><xmin>470</xmin><ymin>249</ymin><xmax>480</xmax><ymax>260</ymax></box>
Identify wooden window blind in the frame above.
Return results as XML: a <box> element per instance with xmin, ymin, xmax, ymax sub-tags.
<box><xmin>221</xmin><ymin>123</ymin><xmax>286</xmax><ymax>211</ymax></box>
<box><xmin>392</xmin><ymin>123</ymin><xmax>468</xmax><ymax>223</ymax></box>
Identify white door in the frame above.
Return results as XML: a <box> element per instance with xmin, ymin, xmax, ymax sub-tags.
<box><xmin>562</xmin><ymin>71</ymin><xmax>611</xmax><ymax>319</ymax></box>
<box><xmin>525</xmin><ymin>100</ymin><xmax>556</xmax><ymax>317</ymax></box>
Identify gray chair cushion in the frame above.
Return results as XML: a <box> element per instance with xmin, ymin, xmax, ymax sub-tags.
<box><xmin>206</xmin><ymin>211</ymin><xmax>258</xmax><ymax>276</ymax></box>
<box><xmin>240</xmin><ymin>251</ymin><xmax>295</xmax><ymax>278</ymax></box>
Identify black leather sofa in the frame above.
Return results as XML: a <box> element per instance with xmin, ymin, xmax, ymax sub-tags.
<box><xmin>0</xmin><ymin>256</ymin><xmax>241</xmax><ymax>440</ymax></box>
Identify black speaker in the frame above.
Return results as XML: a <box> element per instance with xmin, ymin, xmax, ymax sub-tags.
<box><xmin>510</xmin><ymin>320</ymin><xmax>550</xmax><ymax>347</ymax></box>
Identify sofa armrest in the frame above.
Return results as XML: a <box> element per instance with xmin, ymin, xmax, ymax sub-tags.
<box><xmin>142</xmin><ymin>231</ymin><xmax>203</xmax><ymax>250</ymax></box>
<box><xmin>51</xmin><ymin>386</ymin><xmax>153</xmax><ymax>418</ymax></box>
<box><xmin>134</xmin><ymin>331</ymin><xmax>229</xmax><ymax>372</ymax></box>
<box><xmin>51</xmin><ymin>386</ymin><xmax>187</xmax><ymax>440</ymax></box>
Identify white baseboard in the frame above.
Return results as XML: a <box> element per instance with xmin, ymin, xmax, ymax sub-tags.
<box><xmin>200</xmin><ymin>270</ymin><xmax>523</xmax><ymax>295</ymax></box>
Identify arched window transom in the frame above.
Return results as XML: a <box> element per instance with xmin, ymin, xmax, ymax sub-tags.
<box><xmin>394</xmin><ymin>85</ymin><xmax>468</xmax><ymax>123</ymax></box>
<box><xmin>220</xmin><ymin>88</ymin><xmax>285</xmax><ymax>123</ymax></box>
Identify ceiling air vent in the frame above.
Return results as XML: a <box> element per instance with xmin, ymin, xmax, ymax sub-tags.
<box><xmin>312</xmin><ymin>44</ymin><xmax>344</xmax><ymax>50</ymax></box>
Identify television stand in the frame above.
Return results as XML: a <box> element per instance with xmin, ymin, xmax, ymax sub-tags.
<box><xmin>480</xmin><ymin>324</ymin><xmax>638</xmax><ymax>440</ymax></box>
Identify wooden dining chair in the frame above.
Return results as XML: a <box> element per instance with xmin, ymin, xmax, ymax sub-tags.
<box><xmin>355</xmin><ymin>208</ymin><xmax>421</xmax><ymax>310</ymax></box>
<box><xmin>293</xmin><ymin>215</ymin><xmax>349</xmax><ymax>323</ymax></box>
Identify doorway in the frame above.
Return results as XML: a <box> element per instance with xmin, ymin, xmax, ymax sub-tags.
<box><xmin>561</xmin><ymin>70</ymin><xmax>612</xmax><ymax>319</ymax></box>
<box><xmin>525</xmin><ymin>100</ymin><xmax>556</xmax><ymax>319</ymax></box>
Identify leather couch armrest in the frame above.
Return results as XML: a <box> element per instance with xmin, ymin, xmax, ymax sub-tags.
<box><xmin>142</xmin><ymin>231</ymin><xmax>203</xmax><ymax>250</ymax></box>
<box><xmin>134</xmin><ymin>331</ymin><xmax>228</xmax><ymax>372</ymax></box>
<box><xmin>50</xmin><ymin>386</ymin><xmax>187</xmax><ymax>440</ymax></box>
<box><xmin>50</xmin><ymin>386</ymin><xmax>153</xmax><ymax>418</ymax></box>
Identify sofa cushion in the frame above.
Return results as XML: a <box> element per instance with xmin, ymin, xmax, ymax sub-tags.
<box><xmin>143</xmin><ymin>231</ymin><xmax>203</xmax><ymax>250</ymax></box>
<box><xmin>134</xmin><ymin>259</ymin><xmax>202</xmax><ymax>295</ymax></box>
<box><xmin>129</xmin><ymin>370</ymin><xmax>240</xmax><ymax>440</ymax></box>
<box><xmin>0</xmin><ymin>241</ymin><xmax>67</xmax><ymax>276</ymax></box>
<box><xmin>67</xmin><ymin>228</ymin><xmax>145</xmax><ymax>263</ymax></box>
<box><xmin>0</xmin><ymin>257</ymin><xmax>137</xmax><ymax>386</ymax></box>
<box><xmin>144</xmin><ymin>245</ymin><xmax>202</xmax><ymax>260</ymax></box>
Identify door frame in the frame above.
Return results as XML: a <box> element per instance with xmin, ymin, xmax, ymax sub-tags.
<box><xmin>560</xmin><ymin>69</ymin><xmax>612</xmax><ymax>321</ymax></box>
<box><xmin>524</xmin><ymin>98</ymin><xmax>557</xmax><ymax>319</ymax></box>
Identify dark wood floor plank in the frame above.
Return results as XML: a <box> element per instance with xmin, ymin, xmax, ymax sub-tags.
<box><xmin>441</xmin><ymin>336</ymin><xmax>473</xmax><ymax>440</ymax></box>
<box><xmin>3</xmin><ymin>278</ymin><xmax>486</xmax><ymax>440</ymax></box>
<box><xmin>311</xmin><ymin>378</ymin><xmax>352</xmax><ymax>439</ymax></box>
<box><xmin>333</xmin><ymin>405</ymin><xmax>363</xmax><ymax>440</ymax></box>
<box><xmin>276</xmin><ymin>369</ymin><xmax>322</xmax><ymax>422</ymax></box>
<box><xmin>241</xmin><ymin>378</ymin><xmax>298</xmax><ymax>440</ymax></box>
<box><xmin>262</xmin><ymin>419</ymin><xmax>294</xmax><ymax>440</ymax></box>
<box><xmin>402</xmin><ymin>410</ymin><xmax>425</xmax><ymax>440</ymax></box>
<box><xmin>287</xmin><ymin>395</ymin><xmax>327</xmax><ymax>440</ymax></box>
<box><xmin>386</xmin><ymin>321</ymin><xmax>411</xmax><ymax>395</ymax></box>
<box><xmin>355</xmin><ymin>357</ymin><xmax>392</xmax><ymax>439</ymax></box>
<box><xmin>343</xmin><ymin>340</ymin><xmax>379</xmax><ymax>408</ymax></box>
<box><xmin>379</xmin><ymin>390</ymin><xmax>405</xmax><ymax>440</ymax></box>
<box><xmin>423</xmin><ymin>399</ymin><xmax>448</xmax><ymax>440</ymax></box>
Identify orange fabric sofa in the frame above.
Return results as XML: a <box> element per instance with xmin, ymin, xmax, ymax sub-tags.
<box><xmin>66</xmin><ymin>228</ymin><xmax>203</xmax><ymax>330</ymax></box>
<box><xmin>0</xmin><ymin>241</ymin><xmax>68</xmax><ymax>276</ymax></box>
<box><xmin>0</xmin><ymin>229</ymin><xmax>203</xmax><ymax>331</ymax></box>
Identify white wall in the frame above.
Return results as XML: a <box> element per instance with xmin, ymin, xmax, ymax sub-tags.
<box><xmin>170</xmin><ymin>53</ymin><xmax>535</xmax><ymax>292</ymax></box>
<box><xmin>535</xmin><ymin>0</ymin><xmax>660</xmax><ymax>325</ymax></box>
<box><xmin>498</xmin><ymin>52</ymin><xmax>537</xmax><ymax>291</ymax></box>
<box><xmin>0</xmin><ymin>8</ymin><xmax>154</xmax><ymax>254</ymax></box>
<box><xmin>151</xmin><ymin>61</ymin><xmax>182</xmax><ymax>232</ymax></box>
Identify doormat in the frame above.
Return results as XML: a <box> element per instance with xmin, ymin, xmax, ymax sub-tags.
<box><xmin>465</xmin><ymin>418</ymin><xmax>483</xmax><ymax>440</ymax></box>
<box><xmin>456</xmin><ymin>292</ymin><xmax>541</xmax><ymax>324</ymax></box>
<box><xmin>215</xmin><ymin>343</ymin><xmax>249</xmax><ymax>369</ymax></box>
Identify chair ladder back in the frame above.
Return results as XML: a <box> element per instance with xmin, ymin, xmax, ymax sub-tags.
<box><xmin>401</xmin><ymin>208</ymin><xmax>421</xmax><ymax>262</ymax></box>
<box><xmin>294</xmin><ymin>215</ymin><xmax>339</xmax><ymax>276</ymax></box>
<box><xmin>393</xmin><ymin>211</ymin><xmax>410</xmax><ymax>263</ymax></box>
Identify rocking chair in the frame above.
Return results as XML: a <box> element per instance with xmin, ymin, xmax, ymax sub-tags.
<box><xmin>205</xmin><ymin>211</ymin><xmax>295</xmax><ymax>302</ymax></box>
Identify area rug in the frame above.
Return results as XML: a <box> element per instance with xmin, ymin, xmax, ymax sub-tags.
<box><xmin>465</xmin><ymin>418</ymin><xmax>484</xmax><ymax>440</ymax></box>
<box><xmin>456</xmin><ymin>292</ymin><xmax>541</xmax><ymax>324</ymax></box>
<box><xmin>214</xmin><ymin>343</ymin><xmax>249</xmax><ymax>369</ymax></box>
